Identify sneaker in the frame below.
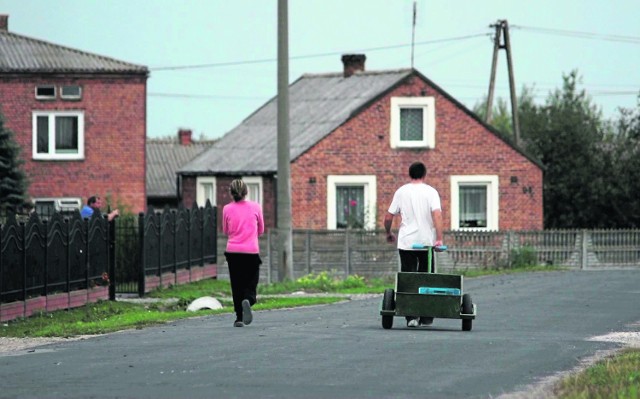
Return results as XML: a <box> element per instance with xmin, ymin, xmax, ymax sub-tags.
<box><xmin>233</xmin><ymin>320</ymin><xmax>244</xmax><ymax>327</ymax></box>
<box><xmin>419</xmin><ymin>317</ymin><xmax>434</xmax><ymax>326</ymax></box>
<box><xmin>242</xmin><ymin>299</ymin><xmax>253</xmax><ymax>325</ymax></box>
<box><xmin>407</xmin><ymin>318</ymin><xmax>419</xmax><ymax>328</ymax></box>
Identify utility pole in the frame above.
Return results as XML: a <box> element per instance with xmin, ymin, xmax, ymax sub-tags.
<box><xmin>276</xmin><ymin>0</ymin><xmax>294</xmax><ymax>281</ymax></box>
<box><xmin>486</xmin><ymin>19</ymin><xmax>521</xmax><ymax>146</ymax></box>
<box><xmin>411</xmin><ymin>1</ymin><xmax>417</xmax><ymax>68</ymax></box>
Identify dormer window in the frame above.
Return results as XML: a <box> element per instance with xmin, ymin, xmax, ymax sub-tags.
<box><xmin>61</xmin><ymin>85</ymin><xmax>82</xmax><ymax>100</ymax></box>
<box><xmin>35</xmin><ymin>85</ymin><xmax>56</xmax><ymax>100</ymax></box>
<box><xmin>390</xmin><ymin>97</ymin><xmax>436</xmax><ymax>149</ymax></box>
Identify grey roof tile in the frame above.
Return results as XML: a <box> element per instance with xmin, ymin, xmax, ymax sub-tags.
<box><xmin>0</xmin><ymin>30</ymin><xmax>147</xmax><ymax>74</ymax></box>
<box><xmin>180</xmin><ymin>70</ymin><xmax>411</xmax><ymax>174</ymax></box>
<box><xmin>147</xmin><ymin>139</ymin><xmax>214</xmax><ymax>197</ymax></box>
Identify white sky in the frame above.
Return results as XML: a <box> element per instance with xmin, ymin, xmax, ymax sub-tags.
<box><xmin>2</xmin><ymin>0</ymin><xmax>639</xmax><ymax>139</ymax></box>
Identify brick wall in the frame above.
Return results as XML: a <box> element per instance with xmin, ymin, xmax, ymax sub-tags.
<box><xmin>291</xmin><ymin>75</ymin><xmax>543</xmax><ymax>231</ymax></box>
<box><xmin>0</xmin><ymin>75</ymin><xmax>147</xmax><ymax>213</ymax></box>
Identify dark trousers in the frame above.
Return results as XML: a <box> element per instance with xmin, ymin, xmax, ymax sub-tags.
<box><xmin>225</xmin><ymin>252</ymin><xmax>261</xmax><ymax>321</ymax></box>
<box><xmin>399</xmin><ymin>248</ymin><xmax>434</xmax><ymax>322</ymax></box>
<box><xmin>399</xmin><ymin>248</ymin><xmax>435</xmax><ymax>273</ymax></box>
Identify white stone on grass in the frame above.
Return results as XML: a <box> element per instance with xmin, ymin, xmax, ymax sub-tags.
<box><xmin>186</xmin><ymin>296</ymin><xmax>223</xmax><ymax>312</ymax></box>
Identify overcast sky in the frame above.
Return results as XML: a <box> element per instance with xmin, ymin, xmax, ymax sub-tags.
<box><xmin>2</xmin><ymin>0</ymin><xmax>639</xmax><ymax>139</ymax></box>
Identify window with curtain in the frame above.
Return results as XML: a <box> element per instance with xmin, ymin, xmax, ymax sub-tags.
<box><xmin>459</xmin><ymin>185</ymin><xmax>487</xmax><ymax>228</ymax></box>
<box><xmin>336</xmin><ymin>186</ymin><xmax>365</xmax><ymax>229</ymax></box>
<box><xmin>400</xmin><ymin>108</ymin><xmax>424</xmax><ymax>141</ymax></box>
<box><xmin>32</xmin><ymin>111</ymin><xmax>84</xmax><ymax>160</ymax></box>
<box><xmin>390</xmin><ymin>97</ymin><xmax>435</xmax><ymax>149</ymax></box>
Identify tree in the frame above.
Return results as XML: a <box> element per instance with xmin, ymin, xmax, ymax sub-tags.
<box><xmin>519</xmin><ymin>71</ymin><xmax>605</xmax><ymax>228</ymax></box>
<box><xmin>0</xmin><ymin>112</ymin><xmax>29</xmax><ymax>213</ymax></box>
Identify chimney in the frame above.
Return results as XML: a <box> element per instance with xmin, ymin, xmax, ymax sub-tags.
<box><xmin>341</xmin><ymin>54</ymin><xmax>366</xmax><ymax>78</ymax></box>
<box><xmin>0</xmin><ymin>15</ymin><xmax>8</xmax><ymax>31</ymax></box>
<box><xmin>178</xmin><ymin>129</ymin><xmax>192</xmax><ymax>146</ymax></box>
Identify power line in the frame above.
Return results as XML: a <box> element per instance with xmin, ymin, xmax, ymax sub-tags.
<box><xmin>511</xmin><ymin>25</ymin><xmax>640</xmax><ymax>44</ymax></box>
<box><xmin>150</xmin><ymin>33</ymin><xmax>488</xmax><ymax>71</ymax></box>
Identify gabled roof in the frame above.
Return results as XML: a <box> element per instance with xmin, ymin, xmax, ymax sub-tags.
<box><xmin>0</xmin><ymin>29</ymin><xmax>147</xmax><ymax>74</ymax></box>
<box><xmin>147</xmin><ymin>139</ymin><xmax>214</xmax><ymax>198</ymax></box>
<box><xmin>180</xmin><ymin>70</ymin><xmax>413</xmax><ymax>174</ymax></box>
<box><xmin>180</xmin><ymin>68</ymin><xmax>543</xmax><ymax>175</ymax></box>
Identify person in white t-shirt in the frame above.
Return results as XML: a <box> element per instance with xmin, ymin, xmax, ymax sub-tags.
<box><xmin>384</xmin><ymin>161</ymin><xmax>444</xmax><ymax>328</ymax></box>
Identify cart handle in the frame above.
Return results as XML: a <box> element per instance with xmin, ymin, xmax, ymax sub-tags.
<box><xmin>411</xmin><ymin>244</ymin><xmax>448</xmax><ymax>251</ymax></box>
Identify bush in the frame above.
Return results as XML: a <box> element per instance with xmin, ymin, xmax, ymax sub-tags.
<box><xmin>510</xmin><ymin>246</ymin><xmax>538</xmax><ymax>268</ymax></box>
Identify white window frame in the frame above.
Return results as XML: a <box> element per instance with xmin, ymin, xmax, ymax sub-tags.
<box><xmin>450</xmin><ymin>175</ymin><xmax>499</xmax><ymax>231</ymax></box>
<box><xmin>327</xmin><ymin>175</ymin><xmax>376</xmax><ymax>230</ymax></box>
<box><xmin>60</xmin><ymin>85</ymin><xmax>82</xmax><ymax>100</ymax></box>
<box><xmin>196</xmin><ymin>176</ymin><xmax>217</xmax><ymax>207</ymax></box>
<box><xmin>242</xmin><ymin>176</ymin><xmax>263</xmax><ymax>206</ymax></box>
<box><xmin>32</xmin><ymin>111</ymin><xmax>85</xmax><ymax>160</ymax></box>
<box><xmin>390</xmin><ymin>96</ymin><xmax>436</xmax><ymax>149</ymax></box>
<box><xmin>35</xmin><ymin>85</ymin><xmax>56</xmax><ymax>100</ymax></box>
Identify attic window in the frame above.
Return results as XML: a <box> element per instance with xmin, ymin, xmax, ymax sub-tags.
<box><xmin>61</xmin><ymin>85</ymin><xmax>82</xmax><ymax>100</ymax></box>
<box><xmin>35</xmin><ymin>86</ymin><xmax>56</xmax><ymax>100</ymax></box>
<box><xmin>390</xmin><ymin>97</ymin><xmax>436</xmax><ymax>149</ymax></box>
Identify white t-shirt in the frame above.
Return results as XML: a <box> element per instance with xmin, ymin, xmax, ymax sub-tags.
<box><xmin>387</xmin><ymin>182</ymin><xmax>441</xmax><ymax>250</ymax></box>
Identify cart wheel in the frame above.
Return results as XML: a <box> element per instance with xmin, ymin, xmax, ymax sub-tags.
<box><xmin>461</xmin><ymin>293</ymin><xmax>473</xmax><ymax>331</ymax></box>
<box><xmin>382</xmin><ymin>288</ymin><xmax>395</xmax><ymax>329</ymax></box>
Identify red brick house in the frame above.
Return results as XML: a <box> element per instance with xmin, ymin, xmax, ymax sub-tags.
<box><xmin>179</xmin><ymin>54</ymin><xmax>543</xmax><ymax>232</ymax></box>
<box><xmin>0</xmin><ymin>15</ymin><xmax>148</xmax><ymax>214</ymax></box>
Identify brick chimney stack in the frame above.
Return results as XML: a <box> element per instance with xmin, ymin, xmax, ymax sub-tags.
<box><xmin>341</xmin><ymin>54</ymin><xmax>366</xmax><ymax>78</ymax></box>
<box><xmin>0</xmin><ymin>15</ymin><xmax>8</xmax><ymax>31</ymax></box>
<box><xmin>178</xmin><ymin>129</ymin><xmax>192</xmax><ymax>146</ymax></box>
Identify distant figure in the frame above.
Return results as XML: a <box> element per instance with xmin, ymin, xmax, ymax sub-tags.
<box><xmin>81</xmin><ymin>195</ymin><xmax>119</xmax><ymax>221</ymax></box>
<box><xmin>384</xmin><ymin>161</ymin><xmax>444</xmax><ymax>328</ymax></box>
<box><xmin>223</xmin><ymin>179</ymin><xmax>265</xmax><ymax>327</ymax></box>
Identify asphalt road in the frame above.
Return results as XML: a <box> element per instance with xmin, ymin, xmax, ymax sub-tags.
<box><xmin>1</xmin><ymin>270</ymin><xmax>639</xmax><ymax>399</ymax></box>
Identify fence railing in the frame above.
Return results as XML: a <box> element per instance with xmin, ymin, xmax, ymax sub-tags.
<box><xmin>1</xmin><ymin>210</ymin><xmax>114</xmax><ymax>321</ymax></box>
<box><xmin>215</xmin><ymin>229</ymin><xmax>640</xmax><ymax>283</ymax></box>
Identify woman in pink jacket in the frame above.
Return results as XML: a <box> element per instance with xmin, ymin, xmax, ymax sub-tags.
<box><xmin>223</xmin><ymin>179</ymin><xmax>265</xmax><ymax>327</ymax></box>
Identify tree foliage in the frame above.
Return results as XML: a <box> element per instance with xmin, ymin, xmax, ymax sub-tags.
<box><xmin>478</xmin><ymin>71</ymin><xmax>640</xmax><ymax>228</ymax></box>
<box><xmin>0</xmin><ymin>112</ymin><xmax>29</xmax><ymax>213</ymax></box>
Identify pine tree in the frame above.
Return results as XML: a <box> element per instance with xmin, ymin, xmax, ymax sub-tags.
<box><xmin>0</xmin><ymin>112</ymin><xmax>29</xmax><ymax>213</ymax></box>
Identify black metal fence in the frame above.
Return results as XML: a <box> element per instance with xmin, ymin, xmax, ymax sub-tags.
<box><xmin>0</xmin><ymin>211</ymin><xmax>114</xmax><ymax>304</ymax></box>
<box><xmin>1</xmin><ymin>202</ymin><xmax>218</xmax><ymax>305</ymax></box>
<box><xmin>135</xmin><ymin>202</ymin><xmax>217</xmax><ymax>296</ymax></box>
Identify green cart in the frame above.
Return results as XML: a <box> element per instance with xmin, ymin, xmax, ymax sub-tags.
<box><xmin>380</xmin><ymin>246</ymin><xmax>477</xmax><ymax>331</ymax></box>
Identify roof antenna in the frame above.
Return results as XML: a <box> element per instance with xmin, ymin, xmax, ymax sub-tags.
<box><xmin>411</xmin><ymin>1</ymin><xmax>417</xmax><ymax>69</ymax></box>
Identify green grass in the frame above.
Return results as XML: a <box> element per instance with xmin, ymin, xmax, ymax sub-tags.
<box><xmin>554</xmin><ymin>348</ymin><xmax>640</xmax><ymax>399</ymax></box>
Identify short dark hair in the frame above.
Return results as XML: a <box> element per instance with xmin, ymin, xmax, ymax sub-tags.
<box><xmin>409</xmin><ymin>162</ymin><xmax>427</xmax><ymax>179</ymax></box>
<box><xmin>87</xmin><ymin>196</ymin><xmax>98</xmax><ymax>206</ymax></box>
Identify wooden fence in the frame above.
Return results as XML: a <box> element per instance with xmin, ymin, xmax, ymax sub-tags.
<box><xmin>216</xmin><ymin>229</ymin><xmax>640</xmax><ymax>283</ymax></box>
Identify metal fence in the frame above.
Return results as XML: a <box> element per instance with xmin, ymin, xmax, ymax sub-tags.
<box><xmin>1</xmin><ymin>211</ymin><xmax>114</xmax><ymax>304</ymax></box>
<box><xmin>215</xmin><ymin>229</ymin><xmax>640</xmax><ymax>283</ymax></box>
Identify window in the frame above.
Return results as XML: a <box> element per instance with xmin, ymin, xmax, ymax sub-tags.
<box><xmin>450</xmin><ymin>175</ymin><xmax>499</xmax><ymax>231</ymax></box>
<box><xmin>33</xmin><ymin>197</ymin><xmax>82</xmax><ymax>218</ymax></box>
<box><xmin>32</xmin><ymin>111</ymin><xmax>84</xmax><ymax>160</ymax></box>
<box><xmin>35</xmin><ymin>86</ymin><xmax>56</xmax><ymax>100</ymax></box>
<box><xmin>327</xmin><ymin>175</ymin><xmax>376</xmax><ymax>230</ymax></box>
<box><xmin>61</xmin><ymin>85</ymin><xmax>82</xmax><ymax>100</ymax></box>
<box><xmin>242</xmin><ymin>176</ymin><xmax>263</xmax><ymax>206</ymax></box>
<box><xmin>196</xmin><ymin>177</ymin><xmax>216</xmax><ymax>207</ymax></box>
<box><xmin>390</xmin><ymin>97</ymin><xmax>436</xmax><ymax>149</ymax></box>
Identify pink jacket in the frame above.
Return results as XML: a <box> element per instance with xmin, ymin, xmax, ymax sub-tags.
<box><xmin>222</xmin><ymin>200</ymin><xmax>264</xmax><ymax>254</ymax></box>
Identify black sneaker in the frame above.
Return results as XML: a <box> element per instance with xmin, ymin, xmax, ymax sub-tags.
<box><xmin>234</xmin><ymin>320</ymin><xmax>244</xmax><ymax>327</ymax></box>
<box><xmin>419</xmin><ymin>317</ymin><xmax>434</xmax><ymax>326</ymax></box>
<box><xmin>242</xmin><ymin>299</ymin><xmax>253</xmax><ymax>325</ymax></box>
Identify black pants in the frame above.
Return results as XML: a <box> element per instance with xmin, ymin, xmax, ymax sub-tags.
<box><xmin>398</xmin><ymin>248</ymin><xmax>435</xmax><ymax>273</ymax></box>
<box><xmin>225</xmin><ymin>252</ymin><xmax>261</xmax><ymax>321</ymax></box>
<box><xmin>399</xmin><ymin>248</ymin><xmax>434</xmax><ymax>322</ymax></box>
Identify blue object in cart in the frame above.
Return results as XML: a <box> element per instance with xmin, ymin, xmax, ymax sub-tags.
<box><xmin>411</xmin><ymin>244</ymin><xmax>448</xmax><ymax>251</ymax></box>
<box><xmin>418</xmin><ymin>287</ymin><xmax>461</xmax><ymax>296</ymax></box>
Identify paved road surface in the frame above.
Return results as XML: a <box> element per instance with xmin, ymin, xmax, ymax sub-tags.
<box><xmin>1</xmin><ymin>270</ymin><xmax>639</xmax><ymax>399</ymax></box>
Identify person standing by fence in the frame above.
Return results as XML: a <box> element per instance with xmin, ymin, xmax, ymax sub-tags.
<box><xmin>81</xmin><ymin>195</ymin><xmax>119</xmax><ymax>221</ymax></box>
<box><xmin>223</xmin><ymin>179</ymin><xmax>265</xmax><ymax>327</ymax></box>
<box><xmin>384</xmin><ymin>161</ymin><xmax>444</xmax><ymax>328</ymax></box>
